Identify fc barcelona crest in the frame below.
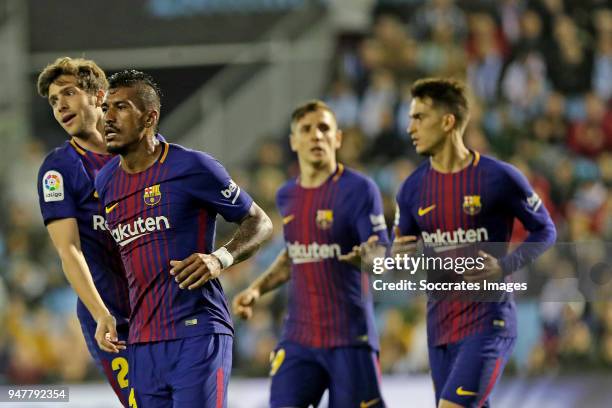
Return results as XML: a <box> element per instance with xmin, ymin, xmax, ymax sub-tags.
<box><xmin>144</xmin><ymin>184</ymin><xmax>162</xmax><ymax>206</ymax></box>
<box><xmin>316</xmin><ymin>209</ymin><xmax>334</xmax><ymax>229</ymax></box>
<box><xmin>463</xmin><ymin>195</ymin><xmax>482</xmax><ymax>215</ymax></box>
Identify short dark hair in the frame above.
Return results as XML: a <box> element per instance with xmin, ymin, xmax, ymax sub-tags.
<box><xmin>290</xmin><ymin>100</ymin><xmax>336</xmax><ymax>131</ymax></box>
<box><xmin>410</xmin><ymin>78</ymin><xmax>469</xmax><ymax>129</ymax></box>
<box><xmin>37</xmin><ymin>57</ymin><xmax>107</xmax><ymax>97</ymax></box>
<box><xmin>107</xmin><ymin>69</ymin><xmax>162</xmax><ymax>114</ymax></box>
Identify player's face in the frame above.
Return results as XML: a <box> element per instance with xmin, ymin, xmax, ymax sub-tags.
<box><xmin>102</xmin><ymin>87</ymin><xmax>147</xmax><ymax>155</ymax></box>
<box><xmin>47</xmin><ymin>75</ymin><xmax>100</xmax><ymax>139</ymax></box>
<box><xmin>407</xmin><ymin>97</ymin><xmax>447</xmax><ymax>156</ymax></box>
<box><xmin>290</xmin><ymin>110</ymin><xmax>342</xmax><ymax>167</ymax></box>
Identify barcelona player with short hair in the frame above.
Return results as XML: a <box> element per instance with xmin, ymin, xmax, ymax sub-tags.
<box><xmin>36</xmin><ymin>57</ymin><xmax>134</xmax><ymax>407</ymax></box>
<box><xmin>233</xmin><ymin>100</ymin><xmax>388</xmax><ymax>408</ymax></box>
<box><xmin>394</xmin><ymin>78</ymin><xmax>556</xmax><ymax>408</ymax></box>
<box><xmin>95</xmin><ymin>69</ymin><xmax>273</xmax><ymax>407</ymax></box>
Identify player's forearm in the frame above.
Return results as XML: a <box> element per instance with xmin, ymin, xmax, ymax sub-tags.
<box><xmin>250</xmin><ymin>250</ymin><xmax>291</xmax><ymax>296</ymax></box>
<box><xmin>499</xmin><ymin>221</ymin><xmax>557</xmax><ymax>274</ymax></box>
<box><xmin>57</xmin><ymin>246</ymin><xmax>111</xmax><ymax>321</ymax></box>
<box><xmin>224</xmin><ymin>202</ymin><xmax>273</xmax><ymax>265</ymax></box>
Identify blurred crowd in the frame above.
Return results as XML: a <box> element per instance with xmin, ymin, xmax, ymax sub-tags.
<box><xmin>1</xmin><ymin>0</ymin><xmax>611</xmax><ymax>385</ymax></box>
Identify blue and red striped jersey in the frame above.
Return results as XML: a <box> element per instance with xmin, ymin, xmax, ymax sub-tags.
<box><xmin>95</xmin><ymin>142</ymin><xmax>253</xmax><ymax>344</ymax></box>
<box><xmin>277</xmin><ymin>164</ymin><xmax>389</xmax><ymax>350</ymax></box>
<box><xmin>37</xmin><ymin>139</ymin><xmax>130</xmax><ymax>325</ymax></box>
<box><xmin>395</xmin><ymin>151</ymin><xmax>555</xmax><ymax>346</ymax></box>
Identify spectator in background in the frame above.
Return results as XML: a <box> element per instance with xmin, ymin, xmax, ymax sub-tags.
<box><xmin>501</xmin><ymin>47</ymin><xmax>550</xmax><ymax>122</ymax></box>
<box><xmin>325</xmin><ymin>79</ymin><xmax>359</xmax><ymax>128</ymax></box>
<box><xmin>410</xmin><ymin>0</ymin><xmax>467</xmax><ymax>42</ymax></box>
<box><xmin>466</xmin><ymin>12</ymin><xmax>507</xmax><ymax>103</ymax></box>
<box><xmin>370</xmin><ymin>14</ymin><xmax>421</xmax><ymax>82</ymax></box>
<box><xmin>415</xmin><ymin>20</ymin><xmax>466</xmax><ymax>78</ymax></box>
<box><xmin>567</xmin><ymin>93</ymin><xmax>612</xmax><ymax>157</ymax></box>
<box><xmin>592</xmin><ymin>9</ymin><xmax>612</xmax><ymax>100</ymax></box>
<box><xmin>545</xmin><ymin>15</ymin><xmax>594</xmax><ymax>98</ymax></box>
<box><xmin>531</xmin><ymin>92</ymin><xmax>569</xmax><ymax>145</ymax></box>
<box><xmin>358</xmin><ymin>68</ymin><xmax>396</xmax><ymax>139</ymax></box>
<box><xmin>499</xmin><ymin>0</ymin><xmax>524</xmax><ymax>45</ymax></box>
<box><xmin>515</xmin><ymin>8</ymin><xmax>546</xmax><ymax>53</ymax></box>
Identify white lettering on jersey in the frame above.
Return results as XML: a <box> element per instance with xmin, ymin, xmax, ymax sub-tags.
<box><xmin>287</xmin><ymin>241</ymin><xmax>342</xmax><ymax>264</ymax></box>
<box><xmin>92</xmin><ymin>215</ymin><xmax>107</xmax><ymax>231</ymax></box>
<box><xmin>110</xmin><ymin>216</ymin><xmax>171</xmax><ymax>247</ymax></box>
<box><xmin>42</xmin><ymin>170</ymin><xmax>64</xmax><ymax>202</ymax></box>
<box><xmin>526</xmin><ymin>192</ymin><xmax>542</xmax><ymax>212</ymax></box>
<box><xmin>421</xmin><ymin>227</ymin><xmax>489</xmax><ymax>252</ymax></box>
<box><xmin>369</xmin><ymin>213</ymin><xmax>387</xmax><ymax>232</ymax></box>
<box><xmin>220</xmin><ymin>179</ymin><xmax>241</xmax><ymax>204</ymax></box>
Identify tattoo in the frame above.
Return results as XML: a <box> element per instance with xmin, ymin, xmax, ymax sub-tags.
<box><xmin>223</xmin><ymin>202</ymin><xmax>273</xmax><ymax>265</ymax></box>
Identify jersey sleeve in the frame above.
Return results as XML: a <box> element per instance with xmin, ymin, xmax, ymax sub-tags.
<box><xmin>498</xmin><ymin>164</ymin><xmax>557</xmax><ymax>274</ymax></box>
<box><xmin>37</xmin><ymin>156</ymin><xmax>78</xmax><ymax>225</ymax></box>
<box><xmin>394</xmin><ymin>177</ymin><xmax>421</xmax><ymax>238</ymax></box>
<box><xmin>502</xmin><ymin>164</ymin><xmax>554</xmax><ymax>232</ymax></box>
<box><xmin>189</xmin><ymin>152</ymin><xmax>253</xmax><ymax>222</ymax></box>
<box><xmin>352</xmin><ymin>178</ymin><xmax>389</xmax><ymax>244</ymax></box>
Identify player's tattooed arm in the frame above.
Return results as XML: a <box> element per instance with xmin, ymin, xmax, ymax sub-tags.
<box><xmin>232</xmin><ymin>249</ymin><xmax>291</xmax><ymax>320</ymax></box>
<box><xmin>46</xmin><ymin>218</ymin><xmax>125</xmax><ymax>353</ymax></box>
<box><xmin>170</xmin><ymin>202</ymin><xmax>273</xmax><ymax>290</ymax></box>
<box><xmin>224</xmin><ymin>202</ymin><xmax>274</xmax><ymax>264</ymax></box>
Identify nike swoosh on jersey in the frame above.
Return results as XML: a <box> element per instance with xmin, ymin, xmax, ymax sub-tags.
<box><xmin>105</xmin><ymin>202</ymin><xmax>119</xmax><ymax>214</ymax></box>
<box><xmin>283</xmin><ymin>214</ymin><xmax>295</xmax><ymax>224</ymax></box>
<box><xmin>456</xmin><ymin>386</ymin><xmax>478</xmax><ymax>396</ymax></box>
<box><xmin>418</xmin><ymin>204</ymin><xmax>436</xmax><ymax>216</ymax></box>
<box><xmin>360</xmin><ymin>398</ymin><xmax>381</xmax><ymax>408</ymax></box>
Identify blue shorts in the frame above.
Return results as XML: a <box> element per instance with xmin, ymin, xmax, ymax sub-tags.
<box><xmin>429</xmin><ymin>334</ymin><xmax>515</xmax><ymax>408</ymax></box>
<box><xmin>79</xmin><ymin>313</ymin><xmax>132</xmax><ymax>407</ymax></box>
<box><xmin>270</xmin><ymin>341</ymin><xmax>384</xmax><ymax>408</ymax></box>
<box><xmin>129</xmin><ymin>334</ymin><xmax>232</xmax><ymax>408</ymax></box>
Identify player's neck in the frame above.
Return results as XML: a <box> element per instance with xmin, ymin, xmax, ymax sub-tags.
<box><xmin>430</xmin><ymin>136</ymin><xmax>472</xmax><ymax>173</ymax></box>
<box><xmin>72</xmin><ymin>120</ymin><xmax>107</xmax><ymax>154</ymax></box>
<box><xmin>120</xmin><ymin>134</ymin><xmax>161</xmax><ymax>174</ymax></box>
<box><xmin>299</xmin><ymin>159</ymin><xmax>337</xmax><ymax>188</ymax></box>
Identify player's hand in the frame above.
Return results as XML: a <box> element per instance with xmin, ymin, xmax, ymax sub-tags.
<box><xmin>463</xmin><ymin>250</ymin><xmax>502</xmax><ymax>283</ymax></box>
<box><xmin>232</xmin><ymin>287</ymin><xmax>260</xmax><ymax>320</ymax></box>
<box><xmin>391</xmin><ymin>228</ymin><xmax>418</xmax><ymax>257</ymax></box>
<box><xmin>338</xmin><ymin>235</ymin><xmax>384</xmax><ymax>270</ymax></box>
<box><xmin>170</xmin><ymin>253</ymin><xmax>223</xmax><ymax>290</ymax></box>
<box><xmin>94</xmin><ymin>314</ymin><xmax>126</xmax><ymax>354</ymax></box>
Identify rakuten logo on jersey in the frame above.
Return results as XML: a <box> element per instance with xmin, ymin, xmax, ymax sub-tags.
<box><xmin>103</xmin><ymin>216</ymin><xmax>171</xmax><ymax>247</ymax></box>
<box><xmin>287</xmin><ymin>241</ymin><xmax>342</xmax><ymax>264</ymax></box>
<box><xmin>421</xmin><ymin>227</ymin><xmax>489</xmax><ymax>252</ymax></box>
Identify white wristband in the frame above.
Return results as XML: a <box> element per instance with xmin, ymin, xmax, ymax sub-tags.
<box><xmin>212</xmin><ymin>247</ymin><xmax>234</xmax><ymax>269</ymax></box>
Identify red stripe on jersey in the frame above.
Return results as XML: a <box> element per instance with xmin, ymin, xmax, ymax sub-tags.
<box><xmin>312</xmin><ymin>183</ymin><xmax>330</xmax><ymax>347</ymax></box>
<box><xmin>309</xmin><ymin>187</ymin><xmax>325</xmax><ymax>347</ymax></box>
<box><xmin>100</xmin><ymin>359</ymin><xmax>128</xmax><ymax>407</ymax></box>
<box><xmin>216</xmin><ymin>367</ymin><xmax>224</xmax><ymax>408</ymax></box>
<box><xmin>301</xmin><ymin>190</ymin><xmax>320</xmax><ymax>346</ymax></box>
<box><xmin>290</xmin><ymin>187</ymin><xmax>305</xmax><ymax>345</ymax></box>
<box><xmin>326</xmin><ymin>180</ymin><xmax>342</xmax><ymax>347</ymax></box>
<box><xmin>159</xmin><ymin>165</ymin><xmax>175</xmax><ymax>340</ymax></box>
<box><xmin>477</xmin><ymin>357</ymin><xmax>502</xmax><ymax>408</ymax></box>
<box><xmin>304</xmin><ymin>190</ymin><xmax>322</xmax><ymax>347</ymax></box>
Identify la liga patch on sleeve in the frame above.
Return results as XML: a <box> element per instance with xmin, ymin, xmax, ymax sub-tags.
<box><xmin>42</xmin><ymin>170</ymin><xmax>64</xmax><ymax>202</ymax></box>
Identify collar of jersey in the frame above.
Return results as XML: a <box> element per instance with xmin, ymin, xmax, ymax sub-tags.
<box><xmin>297</xmin><ymin>163</ymin><xmax>344</xmax><ymax>189</ymax></box>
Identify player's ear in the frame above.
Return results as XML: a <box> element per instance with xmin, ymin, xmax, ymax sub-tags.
<box><xmin>145</xmin><ymin>110</ymin><xmax>159</xmax><ymax>128</ymax></box>
<box><xmin>441</xmin><ymin>113</ymin><xmax>456</xmax><ymax>132</ymax></box>
<box><xmin>95</xmin><ymin>89</ymin><xmax>106</xmax><ymax>107</ymax></box>
<box><xmin>289</xmin><ymin>132</ymin><xmax>298</xmax><ymax>152</ymax></box>
<box><xmin>334</xmin><ymin>129</ymin><xmax>343</xmax><ymax>150</ymax></box>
